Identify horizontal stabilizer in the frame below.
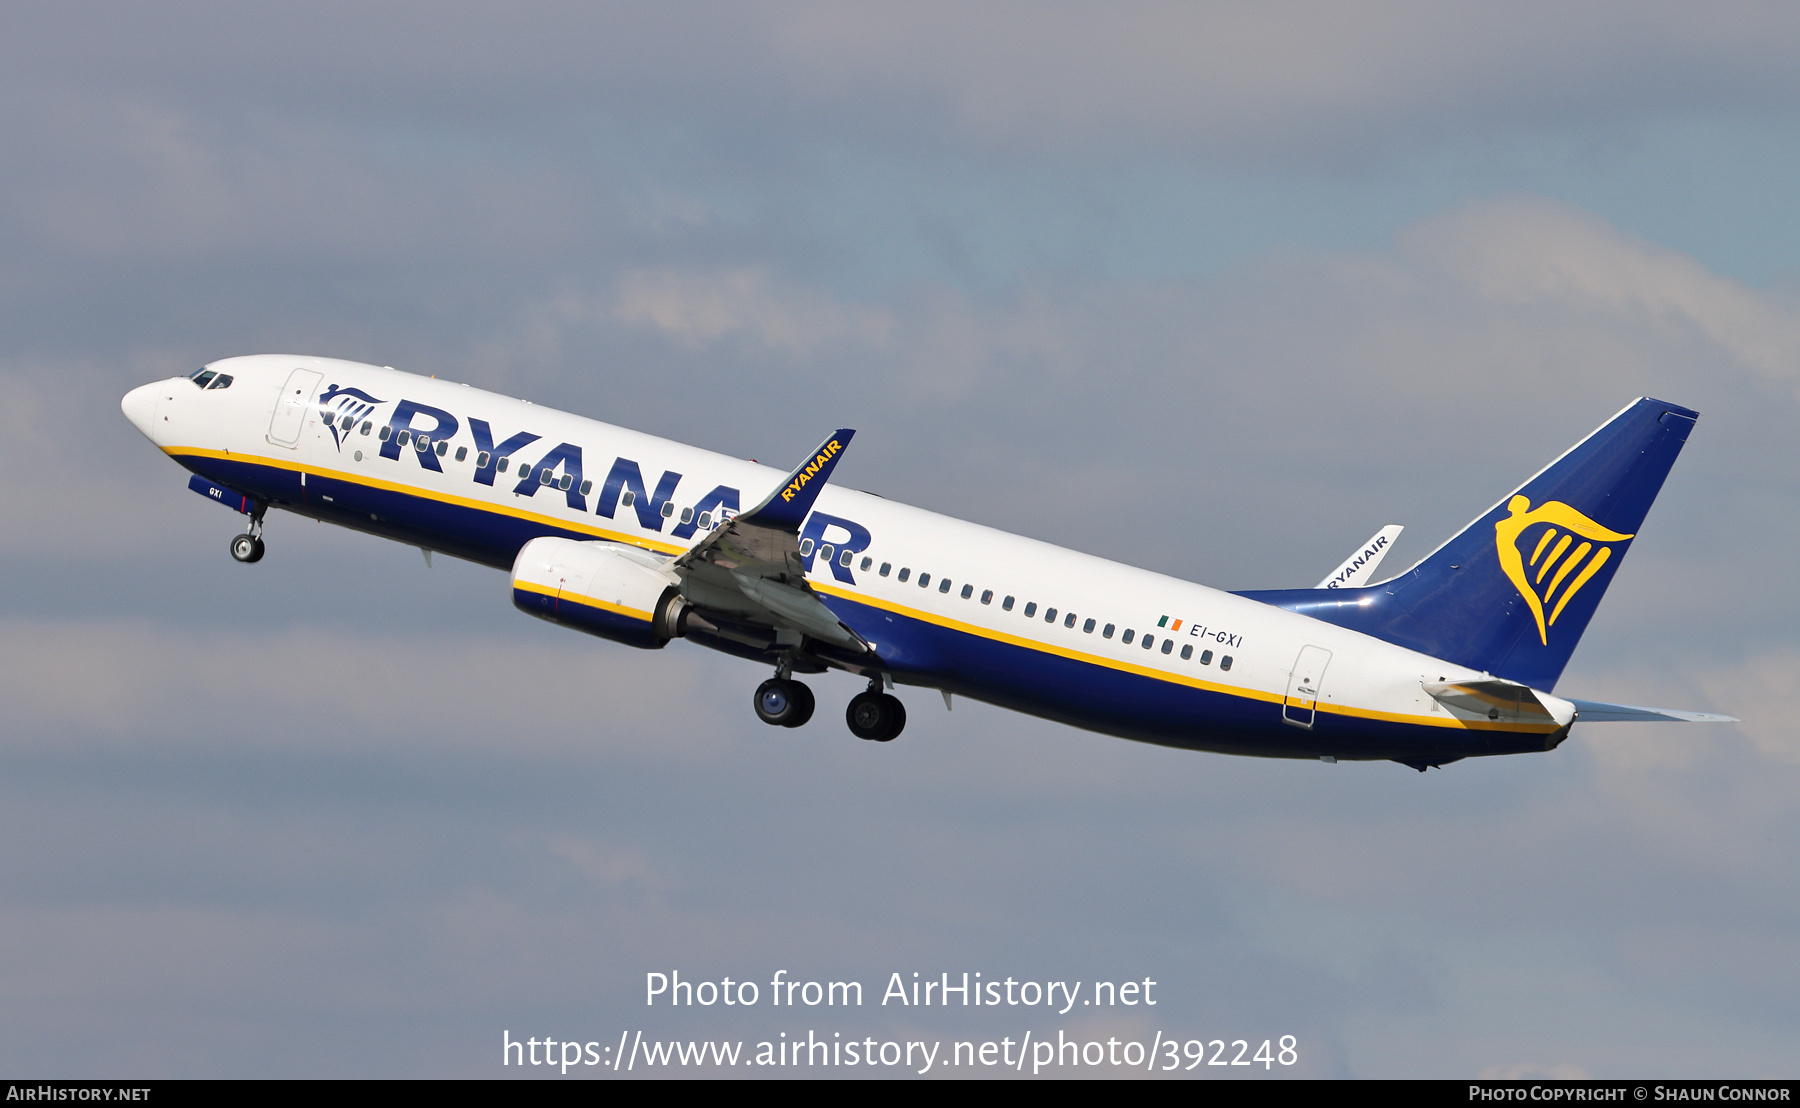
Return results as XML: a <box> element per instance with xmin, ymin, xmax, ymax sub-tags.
<box><xmin>1315</xmin><ymin>525</ymin><xmax>1403</xmax><ymax>589</ymax></box>
<box><xmin>738</xmin><ymin>429</ymin><xmax>854</xmax><ymax>532</ymax></box>
<box><xmin>1567</xmin><ymin>699</ymin><xmax>1737</xmax><ymax>723</ymax></box>
<box><xmin>1424</xmin><ymin>678</ymin><xmax>1573</xmax><ymax>726</ymax></box>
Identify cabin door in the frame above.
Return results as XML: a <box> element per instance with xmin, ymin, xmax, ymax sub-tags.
<box><xmin>267</xmin><ymin>368</ymin><xmax>323</xmax><ymax>448</ymax></box>
<box><xmin>1282</xmin><ymin>645</ymin><xmax>1333</xmax><ymax>729</ymax></box>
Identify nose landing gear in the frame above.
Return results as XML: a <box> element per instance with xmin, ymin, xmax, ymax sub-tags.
<box><xmin>229</xmin><ymin>504</ymin><xmax>268</xmax><ymax>564</ymax></box>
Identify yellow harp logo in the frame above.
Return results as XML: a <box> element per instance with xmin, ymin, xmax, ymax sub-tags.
<box><xmin>1495</xmin><ymin>496</ymin><xmax>1634</xmax><ymax>646</ymax></box>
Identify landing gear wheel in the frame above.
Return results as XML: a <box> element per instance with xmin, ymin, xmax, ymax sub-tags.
<box><xmin>846</xmin><ymin>691</ymin><xmax>906</xmax><ymax>741</ymax></box>
<box><xmin>782</xmin><ymin>681</ymin><xmax>814</xmax><ymax>728</ymax></box>
<box><xmin>229</xmin><ymin>533</ymin><xmax>265</xmax><ymax>563</ymax></box>
<box><xmin>754</xmin><ymin>678</ymin><xmax>813</xmax><ymax>727</ymax></box>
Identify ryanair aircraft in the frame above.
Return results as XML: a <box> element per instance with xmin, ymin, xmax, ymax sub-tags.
<box><xmin>122</xmin><ymin>356</ymin><xmax>1731</xmax><ymax>770</ymax></box>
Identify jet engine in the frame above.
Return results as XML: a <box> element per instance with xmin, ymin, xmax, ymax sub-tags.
<box><xmin>511</xmin><ymin>537</ymin><xmax>686</xmax><ymax>649</ymax></box>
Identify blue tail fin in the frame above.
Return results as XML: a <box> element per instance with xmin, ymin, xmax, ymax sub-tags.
<box><xmin>1237</xmin><ymin>398</ymin><xmax>1698</xmax><ymax>691</ymax></box>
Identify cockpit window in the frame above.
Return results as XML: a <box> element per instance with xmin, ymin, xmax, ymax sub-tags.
<box><xmin>190</xmin><ymin>370</ymin><xmax>217</xmax><ymax>389</ymax></box>
<box><xmin>206</xmin><ymin>374</ymin><xmax>233</xmax><ymax>390</ymax></box>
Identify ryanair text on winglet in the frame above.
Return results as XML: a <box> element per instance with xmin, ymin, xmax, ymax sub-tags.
<box><xmin>780</xmin><ymin>439</ymin><xmax>842</xmax><ymax>503</ymax></box>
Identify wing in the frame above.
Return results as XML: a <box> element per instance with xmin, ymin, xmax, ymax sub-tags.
<box><xmin>673</xmin><ymin>429</ymin><xmax>868</xmax><ymax>652</ymax></box>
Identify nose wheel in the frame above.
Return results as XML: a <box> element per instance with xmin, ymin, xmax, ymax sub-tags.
<box><xmin>754</xmin><ymin>678</ymin><xmax>815</xmax><ymax>727</ymax></box>
<box><xmin>847</xmin><ymin>689</ymin><xmax>906</xmax><ymax>742</ymax></box>
<box><xmin>229</xmin><ymin>502</ymin><xmax>268</xmax><ymax>563</ymax></box>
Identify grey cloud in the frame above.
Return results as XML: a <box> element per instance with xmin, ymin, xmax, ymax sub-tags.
<box><xmin>8</xmin><ymin>4</ymin><xmax>1800</xmax><ymax>169</ymax></box>
<box><xmin>1</xmin><ymin>6</ymin><xmax>1796</xmax><ymax>1074</ymax></box>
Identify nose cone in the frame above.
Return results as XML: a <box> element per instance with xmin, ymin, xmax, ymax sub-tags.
<box><xmin>121</xmin><ymin>382</ymin><xmax>159</xmax><ymax>440</ymax></box>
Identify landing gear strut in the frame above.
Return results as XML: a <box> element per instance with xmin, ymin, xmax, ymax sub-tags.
<box><xmin>847</xmin><ymin>680</ymin><xmax>906</xmax><ymax>742</ymax></box>
<box><xmin>229</xmin><ymin>504</ymin><xmax>268</xmax><ymax>564</ymax></box>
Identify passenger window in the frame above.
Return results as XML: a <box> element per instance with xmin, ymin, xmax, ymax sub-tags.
<box><xmin>437</xmin><ymin>441</ymin><xmax>449</xmax><ymax>457</ymax></box>
<box><xmin>1161</xmin><ymin>640</ymin><xmax>1174</xmax><ymax>655</ymax></box>
<box><xmin>1220</xmin><ymin>655</ymin><xmax>1233</xmax><ymax>671</ymax></box>
<box><xmin>497</xmin><ymin>456</ymin><xmax>509</xmax><ymax>472</ymax></box>
<box><xmin>415</xmin><ymin>436</ymin><xmax>430</xmax><ymax>452</ymax></box>
<box><xmin>340</xmin><ymin>415</ymin><xmax>355</xmax><ymax>430</ymax></box>
<box><xmin>839</xmin><ymin>549</ymin><xmax>852</xmax><ymax>567</ymax></box>
<box><xmin>580</xmin><ymin>480</ymin><xmax>592</xmax><ymax>495</ymax></box>
<box><xmin>861</xmin><ymin>557</ymin><xmax>873</xmax><ymax>571</ymax></box>
<box><xmin>681</xmin><ymin>506</ymin><xmax>695</xmax><ymax>524</ymax></box>
<box><xmin>379</xmin><ymin>425</ymin><xmax>392</xmax><ymax>441</ymax></box>
<box><xmin>818</xmin><ymin>543</ymin><xmax>833</xmax><ymax>562</ymax></box>
<box><xmin>918</xmin><ymin>573</ymin><xmax>931</xmax><ymax>588</ymax></box>
<box><xmin>1103</xmin><ymin>623</ymin><xmax>1114</xmax><ymax>638</ymax></box>
<box><xmin>1024</xmin><ymin>602</ymin><xmax>1037</xmax><ymax>618</ymax></box>
<box><xmin>559</xmin><ymin>474</ymin><xmax>572</xmax><ymax>490</ymax></box>
<box><xmin>1143</xmin><ymin>636</ymin><xmax>1155</xmax><ymax>650</ymax></box>
<box><xmin>207</xmin><ymin>374</ymin><xmax>233</xmax><ymax>389</ymax></box>
<box><xmin>981</xmin><ymin>590</ymin><xmax>993</xmax><ymax>604</ymax></box>
<box><xmin>1002</xmin><ymin>596</ymin><xmax>1014</xmax><ymax>611</ymax></box>
<box><xmin>1200</xmin><ymin>649</ymin><xmax>1213</xmax><ymax>665</ymax></box>
<box><xmin>1180</xmin><ymin>644</ymin><xmax>1193</xmax><ymax>660</ymax></box>
<box><xmin>1044</xmin><ymin>607</ymin><xmax>1057</xmax><ymax>623</ymax></box>
<box><xmin>1065</xmin><ymin>612</ymin><xmax>1077</xmax><ymax>628</ymax></box>
<box><xmin>880</xmin><ymin>562</ymin><xmax>891</xmax><ymax>576</ymax></box>
<box><xmin>360</xmin><ymin>421</ymin><xmax>372</xmax><ymax>435</ymax></box>
<box><xmin>397</xmin><ymin>429</ymin><xmax>410</xmax><ymax>445</ymax></box>
<box><xmin>455</xmin><ymin>446</ymin><xmax>468</xmax><ymax>462</ymax></box>
<box><xmin>1122</xmin><ymin>629</ymin><xmax>1134</xmax><ymax>644</ymax></box>
<box><xmin>960</xmin><ymin>584</ymin><xmax>973</xmax><ymax>599</ymax></box>
<box><xmin>898</xmin><ymin>568</ymin><xmax>910</xmax><ymax>582</ymax></box>
<box><xmin>699</xmin><ymin>511</ymin><xmax>713</xmax><ymax>529</ymax></box>
<box><xmin>800</xmin><ymin>539</ymin><xmax>815</xmax><ymax>556</ymax></box>
<box><xmin>939</xmin><ymin>578</ymin><xmax>952</xmax><ymax>593</ymax></box>
<box><xmin>660</xmin><ymin>501</ymin><xmax>674</xmax><ymax>517</ymax></box>
<box><xmin>540</xmin><ymin>469</ymin><xmax>555</xmax><ymax>485</ymax></box>
<box><xmin>518</xmin><ymin>465</ymin><xmax>532</xmax><ymax>480</ymax></box>
<box><xmin>1083</xmin><ymin>618</ymin><xmax>1095</xmax><ymax>633</ymax></box>
<box><xmin>621</xmin><ymin>490</ymin><xmax>635</xmax><ymax>506</ymax></box>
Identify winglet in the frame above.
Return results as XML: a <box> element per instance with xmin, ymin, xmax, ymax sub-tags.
<box><xmin>1314</xmin><ymin>525</ymin><xmax>1404</xmax><ymax>589</ymax></box>
<box><xmin>738</xmin><ymin>429</ymin><xmax>855</xmax><ymax>532</ymax></box>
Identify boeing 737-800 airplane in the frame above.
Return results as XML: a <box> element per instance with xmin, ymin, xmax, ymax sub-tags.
<box><xmin>121</xmin><ymin>355</ymin><xmax>1730</xmax><ymax>770</ymax></box>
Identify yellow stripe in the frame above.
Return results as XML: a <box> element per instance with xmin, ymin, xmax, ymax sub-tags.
<box><xmin>167</xmin><ymin>445</ymin><xmax>686</xmax><ymax>556</ymax></box>
<box><xmin>513</xmin><ymin>578</ymin><xmax>654</xmax><ymax>621</ymax></box>
<box><xmin>808</xmin><ymin>582</ymin><xmax>1556</xmax><ymax>734</ymax></box>
<box><xmin>1543</xmin><ymin>540</ymin><xmax>1590</xmax><ymax>602</ymax></box>
<box><xmin>180</xmin><ymin>446</ymin><xmax>1553</xmax><ymax>735</ymax></box>
<box><xmin>1536</xmin><ymin>533</ymin><xmax>1572</xmax><ymax>583</ymax></box>
<box><xmin>1548</xmin><ymin>545</ymin><xmax>1610</xmax><ymax>628</ymax></box>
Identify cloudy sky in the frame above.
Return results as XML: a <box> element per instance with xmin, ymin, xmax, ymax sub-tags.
<box><xmin>2</xmin><ymin>1</ymin><xmax>1797</xmax><ymax>1078</ymax></box>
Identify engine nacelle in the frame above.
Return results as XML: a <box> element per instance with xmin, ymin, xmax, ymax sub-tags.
<box><xmin>512</xmin><ymin>537</ymin><xmax>685</xmax><ymax>649</ymax></box>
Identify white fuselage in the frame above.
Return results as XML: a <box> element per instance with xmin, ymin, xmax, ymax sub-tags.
<box><xmin>122</xmin><ymin>355</ymin><xmax>1573</xmax><ymax>762</ymax></box>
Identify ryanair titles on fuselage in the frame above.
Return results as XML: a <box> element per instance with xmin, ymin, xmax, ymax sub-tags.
<box><xmin>352</xmin><ymin>392</ymin><xmax>871</xmax><ymax>582</ymax></box>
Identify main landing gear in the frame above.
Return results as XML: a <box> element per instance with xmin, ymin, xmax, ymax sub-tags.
<box><xmin>229</xmin><ymin>504</ymin><xmax>268</xmax><ymax>564</ymax></box>
<box><xmin>847</xmin><ymin>681</ymin><xmax>906</xmax><ymax>743</ymax></box>
<box><xmin>754</xmin><ymin>677</ymin><xmax>816</xmax><ymax>728</ymax></box>
<box><xmin>750</xmin><ymin>665</ymin><xmax>906</xmax><ymax>741</ymax></box>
